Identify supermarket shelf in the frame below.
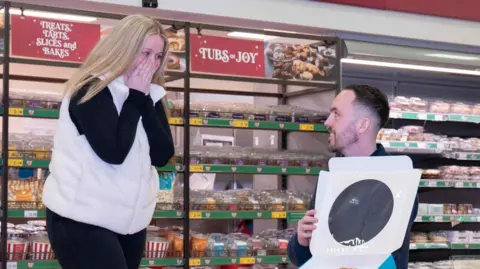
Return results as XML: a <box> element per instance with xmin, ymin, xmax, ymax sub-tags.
<box><xmin>415</xmin><ymin>215</ymin><xmax>480</xmax><ymax>223</ymax></box>
<box><xmin>169</xmin><ymin>117</ymin><xmax>328</xmax><ymax>132</ymax></box>
<box><xmin>7</xmin><ymin>258</ymin><xmax>185</xmax><ymax>269</ymax></box>
<box><xmin>0</xmin><ymin>107</ymin><xmax>59</xmax><ymax>118</ymax></box>
<box><xmin>419</xmin><ymin>180</ymin><xmax>480</xmax><ymax>188</ymax></box>
<box><xmin>188</xmin><ymin>255</ymin><xmax>290</xmax><ymax>266</ymax></box>
<box><xmin>390</xmin><ymin>111</ymin><xmax>480</xmax><ymax>124</ymax></box>
<box><xmin>9</xmin><ymin>209</ymin><xmax>184</xmax><ymax>219</ymax></box>
<box><xmin>379</xmin><ymin>141</ymin><xmax>447</xmax><ymax>154</ymax></box>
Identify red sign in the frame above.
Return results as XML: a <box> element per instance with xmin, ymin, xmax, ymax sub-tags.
<box><xmin>190</xmin><ymin>34</ymin><xmax>265</xmax><ymax>77</ymax></box>
<box><xmin>315</xmin><ymin>0</ymin><xmax>480</xmax><ymax>22</ymax></box>
<box><xmin>11</xmin><ymin>15</ymin><xmax>100</xmax><ymax>62</ymax></box>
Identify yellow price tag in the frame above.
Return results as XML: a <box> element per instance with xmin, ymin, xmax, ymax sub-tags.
<box><xmin>189</xmin><ymin>211</ymin><xmax>202</xmax><ymax>219</ymax></box>
<box><xmin>189</xmin><ymin>118</ymin><xmax>202</xmax><ymax>126</ymax></box>
<box><xmin>240</xmin><ymin>257</ymin><xmax>255</xmax><ymax>264</ymax></box>
<box><xmin>232</xmin><ymin>120</ymin><xmax>249</xmax><ymax>128</ymax></box>
<box><xmin>272</xmin><ymin>211</ymin><xmax>287</xmax><ymax>219</ymax></box>
<box><xmin>168</xmin><ymin>117</ymin><xmax>184</xmax><ymax>125</ymax></box>
<box><xmin>299</xmin><ymin>124</ymin><xmax>314</xmax><ymax>131</ymax></box>
<box><xmin>189</xmin><ymin>259</ymin><xmax>201</xmax><ymax>266</ymax></box>
<box><xmin>190</xmin><ymin>165</ymin><xmax>204</xmax><ymax>172</ymax></box>
<box><xmin>8</xmin><ymin>108</ymin><xmax>24</xmax><ymax>116</ymax></box>
<box><xmin>8</xmin><ymin>159</ymin><xmax>23</xmax><ymax>167</ymax></box>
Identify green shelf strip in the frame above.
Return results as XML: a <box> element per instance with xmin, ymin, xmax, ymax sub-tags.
<box><xmin>189</xmin><ymin>211</ymin><xmax>305</xmax><ymax>222</ymax></box>
<box><xmin>454</xmin><ymin>152</ymin><xmax>480</xmax><ymax>161</ymax></box>
<box><xmin>419</xmin><ymin>180</ymin><xmax>480</xmax><ymax>188</ymax></box>
<box><xmin>450</xmin><ymin>243</ymin><xmax>480</xmax><ymax>250</ymax></box>
<box><xmin>380</xmin><ymin>141</ymin><xmax>444</xmax><ymax>150</ymax></box>
<box><xmin>411</xmin><ymin>243</ymin><xmax>480</xmax><ymax>250</ymax></box>
<box><xmin>189</xmin><ymin>255</ymin><xmax>290</xmax><ymax>266</ymax></box>
<box><xmin>2</xmin><ymin>158</ymin><xmax>324</xmax><ymax>175</ymax></box>
<box><xmin>9</xmin><ymin>258</ymin><xmax>184</xmax><ymax>269</ymax></box>
<box><xmin>390</xmin><ymin>111</ymin><xmax>480</xmax><ymax>124</ymax></box>
<box><xmin>170</xmin><ymin>117</ymin><xmax>328</xmax><ymax>132</ymax></box>
<box><xmin>9</xmin><ymin>209</ymin><xmax>183</xmax><ymax>219</ymax></box>
<box><xmin>409</xmin><ymin>243</ymin><xmax>449</xmax><ymax>250</ymax></box>
<box><xmin>415</xmin><ymin>215</ymin><xmax>480</xmax><ymax>223</ymax></box>
<box><xmin>189</xmin><ymin>164</ymin><xmax>324</xmax><ymax>175</ymax></box>
<box><xmin>0</xmin><ymin>107</ymin><xmax>60</xmax><ymax>119</ymax></box>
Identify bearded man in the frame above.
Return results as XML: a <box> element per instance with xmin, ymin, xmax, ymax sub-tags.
<box><xmin>287</xmin><ymin>84</ymin><xmax>419</xmax><ymax>268</ymax></box>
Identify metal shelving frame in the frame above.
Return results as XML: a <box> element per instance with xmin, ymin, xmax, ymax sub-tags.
<box><xmin>0</xmin><ymin>2</ymin><xmax>343</xmax><ymax>269</ymax></box>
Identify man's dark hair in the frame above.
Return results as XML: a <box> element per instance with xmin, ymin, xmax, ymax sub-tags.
<box><xmin>343</xmin><ymin>84</ymin><xmax>390</xmax><ymax>129</ymax></box>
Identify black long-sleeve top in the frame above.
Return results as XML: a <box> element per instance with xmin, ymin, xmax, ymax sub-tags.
<box><xmin>69</xmin><ymin>82</ymin><xmax>174</xmax><ymax>167</ymax></box>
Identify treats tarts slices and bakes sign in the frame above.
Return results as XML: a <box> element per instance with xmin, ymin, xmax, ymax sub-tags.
<box><xmin>190</xmin><ymin>33</ymin><xmax>265</xmax><ymax>77</ymax></box>
<box><xmin>11</xmin><ymin>15</ymin><xmax>100</xmax><ymax>62</ymax></box>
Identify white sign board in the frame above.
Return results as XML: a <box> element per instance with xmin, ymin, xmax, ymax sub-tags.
<box><xmin>302</xmin><ymin>156</ymin><xmax>420</xmax><ymax>269</ymax></box>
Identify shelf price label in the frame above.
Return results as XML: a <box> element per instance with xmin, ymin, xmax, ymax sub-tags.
<box><xmin>189</xmin><ymin>259</ymin><xmax>201</xmax><ymax>266</ymax></box>
<box><xmin>8</xmin><ymin>159</ymin><xmax>23</xmax><ymax>167</ymax></box>
<box><xmin>240</xmin><ymin>257</ymin><xmax>255</xmax><ymax>264</ymax></box>
<box><xmin>6</xmin><ymin>262</ymin><xmax>17</xmax><ymax>269</ymax></box>
<box><xmin>272</xmin><ymin>211</ymin><xmax>287</xmax><ymax>219</ymax></box>
<box><xmin>190</xmin><ymin>165</ymin><xmax>204</xmax><ymax>172</ymax></box>
<box><xmin>232</xmin><ymin>120</ymin><xmax>249</xmax><ymax>128</ymax></box>
<box><xmin>189</xmin><ymin>211</ymin><xmax>202</xmax><ymax>219</ymax></box>
<box><xmin>8</xmin><ymin>108</ymin><xmax>24</xmax><ymax>116</ymax></box>
<box><xmin>24</xmin><ymin>210</ymin><xmax>38</xmax><ymax>218</ymax></box>
<box><xmin>189</xmin><ymin>118</ymin><xmax>202</xmax><ymax>126</ymax></box>
<box><xmin>299</xmin><ymin>124</ymin><xmax>314</xmax><ymax>131</ymax></box>
<box><xmin>169</xmin><ymin>117</ymin><xmax>184</xmax><ymax>125</ymax></box>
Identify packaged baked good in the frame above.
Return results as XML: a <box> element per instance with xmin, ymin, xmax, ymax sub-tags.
<box><xmin>428</xmin><ymin>232</ymin><xmax>447</xmax><ymax>243</ymax></box>
<box><xmin>410</xmin><ymin>230</ymin><xmax>428</xmax><ymax>243</ymax></box>
<box><xmin>393</xmin><ymin>96</ymin><xmax>410</xmax><ymax>111</ymax></box>
<box><xmin>429</xmin><ymin>101</ymin><xmax>451</xmax><ymax>113</ymax></box>
<box><xmin>400</xmin><ymin>125</ymin><xmax>424</xmax><ymax>134</ymax></box>
<box><xmin>444</xmin><ymin>204</ymin><xmax>457</xmax><ymax>215</ymax></box>
<box><xmin>422</xmin><ymin>169</ymin><xmax>440</xmax><ymax>179</ymax></box>
<box><xmin>29</xmin><ymin>232</ymin><xmax>54</xmax><ymax>260</ymax></box>
<box><xmin>409</xmin><ymin>97</ymin><xmax>428</xmax><ymax>112</ymax></box>
<box><xmin>451</xmin><ymin>102</ymin><xmax>471</xmax><ymax>114</ymax></box>
<box><xmin>472</xmin><ymin>104</ymin><xmax>480</xmax><ymax>115</ymax></box>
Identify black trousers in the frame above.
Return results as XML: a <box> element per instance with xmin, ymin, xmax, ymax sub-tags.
<box><xmin>46</xmin><ymin>208</ymin><xmax>146</xmax><ymax>269</ymax></box>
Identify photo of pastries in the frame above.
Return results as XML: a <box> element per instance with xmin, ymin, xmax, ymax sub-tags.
<box><xmin>264</xmin><ymin>42</ymin><xmax>336</xmax><ymax>81</ymax></box>
<box><xmin>165</xmin><ymin>31</ymin><xmax>186</xmax><ymax>71</ymax></box>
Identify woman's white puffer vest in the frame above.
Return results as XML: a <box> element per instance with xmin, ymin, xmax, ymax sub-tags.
<box><xmin>42</xmin><ymin>76</ymin><xmax>164</xmax><ymax>235</ymax></box>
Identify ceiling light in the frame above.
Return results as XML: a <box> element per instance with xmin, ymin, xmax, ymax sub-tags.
<box><xmin>425</xmin><ymin>53</ymin><xmax>478</xmax><ymax>61</ymax></box>
<box><xmin>0</xmin><ymin>8</ymin><xmax>97</xmax><ymax>22</ymax></box>
<box><xmin>342</xmin><ymin>58</ymin><xmax>480</xmax><ymax>76</ymax></box>
<box><xmin>227</xmin><ymin>32</ymin><xmax>276</xmax><ymax>40</ymax></box>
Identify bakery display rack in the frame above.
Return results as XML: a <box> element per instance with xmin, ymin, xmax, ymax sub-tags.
<box><xmin>0</xmin><ymin>2</ymin><xmax>342</xmax><ymax>269</ymax></box>
<box><xmin>343</xmin><ymin>47</ymin><xmax>480</xmax><ymax>267</ymax></box>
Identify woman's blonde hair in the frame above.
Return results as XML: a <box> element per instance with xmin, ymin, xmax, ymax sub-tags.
<box><xmin>65</xmin><ymin>14</ymin><xmax>170</xmax><ymax>115</ymax></box>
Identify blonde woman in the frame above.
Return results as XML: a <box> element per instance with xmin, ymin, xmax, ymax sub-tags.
<box><xmin>42</xmin><ymin>14</ymin><xmax>175</xmax><ymax>269</ymax></box>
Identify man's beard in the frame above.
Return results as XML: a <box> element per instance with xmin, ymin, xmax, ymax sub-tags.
<box><xmin>328</xmin><ymin>125</ymin><xmax>359</xmax><ymax>153</ymax></box>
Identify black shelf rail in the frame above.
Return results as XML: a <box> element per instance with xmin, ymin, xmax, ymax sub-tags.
<box><xmin>0</xmin><ymin>2</ymin><xmax>343</xmax><ymax>269</ymax></box>
<box><xmin>1</xmin><ymin>2</ymin><xmax>10</xmax><ymax>267</ymax></box>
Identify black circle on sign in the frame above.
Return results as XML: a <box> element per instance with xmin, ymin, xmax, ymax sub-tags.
<box><xmin>328</xmin><ymin>179</ymin><xmax>394</xmax><ymax>247</ymax></box>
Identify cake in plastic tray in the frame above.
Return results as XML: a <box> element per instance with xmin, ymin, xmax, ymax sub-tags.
<box><xmin>429</xmin><ymin>101</ymin><xmax>451</xmax><ymax>114</ymax></box>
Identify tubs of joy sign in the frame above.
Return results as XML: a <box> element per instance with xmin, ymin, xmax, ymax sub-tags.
<box><xmin>11</xmin><ymin>15</ymin><xmax>100</xmax><ymax>62</ymax></box>
<box><xmin>189</xmin><ymin>33</ymin><xmax>337</xmax><ymax>81</ymax></box>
